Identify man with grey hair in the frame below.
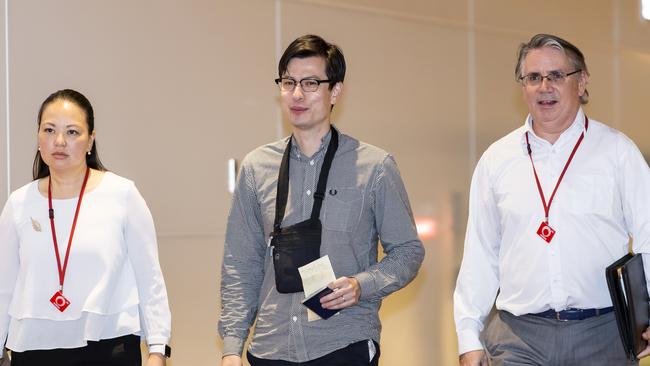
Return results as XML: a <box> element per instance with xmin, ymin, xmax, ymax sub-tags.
<box><xmin>454</xmin><ymin>33</ymin><xmax>650</xmax><ymax>365</ymax></box>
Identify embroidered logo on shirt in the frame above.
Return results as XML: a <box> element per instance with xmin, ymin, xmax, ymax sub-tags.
<box><xmin>30</xmin><ymin>217</ymin><xmax>42</xmax><ymax>232</ymax></box>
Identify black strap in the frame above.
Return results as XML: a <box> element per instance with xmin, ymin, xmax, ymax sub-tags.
<box><xmin>311</xmin><ymin>128</ymin><xmax>338</xmax><ymax>220</ymax></box>
<box><xmin>273</xmin><ymin>127</ymin><xmax>339</xmax><ymax>233</ymax></box>
<box><xmin>273</xmin><ymin>134</ymin><xmax>292</xmax><ymax>233</ymax></box>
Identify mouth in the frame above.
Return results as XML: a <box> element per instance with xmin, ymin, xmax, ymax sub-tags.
<box><xmin>537</xmin><ymin>98</ymin><xmax>558</xmax><ymax>107</ymax></box>
<box><xmin>51</xmin><ymin>152</ymin><xmax>69</xmax><ymax>159</ymax></box>
<box><xmin>290</xmin><ymin>106</ymin><xmax>308</xmax><ymax>113</ymax></box>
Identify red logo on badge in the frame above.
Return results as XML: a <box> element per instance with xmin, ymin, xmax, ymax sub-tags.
<box><xmin>50</xmin><ymin>290</ymin><xmax>70</xmax><ymax>312</ymax></box>
<box><xmin>536</xmin><ymin>221</ymin><xmax>556</xmax><ymax>244</ymax></box>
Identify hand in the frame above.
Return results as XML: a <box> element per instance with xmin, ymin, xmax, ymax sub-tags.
<box><xmin>145</xmin><ymin>353</ymin><xmax>166</xmax><ymax>366</ymax></box>
<box><xmin>459</xmin><ymin>350</ymin><xmax>488</xmax><ymax>366</ymax></box>
<box><xmin>637</xmin><ymin>326</ymin><xmax>650</xmax><ymax>358</ymax></box>
<box><xmin>221</xmin><ymin>354</ymin><xmax>243</xmax><ymax>366</ymax></box>
<box><xmin>320</xmin><ymin>276</ymin><xmax>361</xmax><ymax>310</ymax></box>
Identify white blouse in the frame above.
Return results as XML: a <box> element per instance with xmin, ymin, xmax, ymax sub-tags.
<box><xmin>0</xmin><ymin>172</ymin><xmax>171</xmax><ymax>353</ymax></box>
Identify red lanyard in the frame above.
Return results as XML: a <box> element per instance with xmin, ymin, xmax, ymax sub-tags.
<box><xmin>48</xmin><ymin>168</ymin><xmax>90</xmax><ymax>293</ymax></box>
<box><xmin>525</xmin><ymin>117</ymin><xmax>589</xmax><ymax>223</ymax></box>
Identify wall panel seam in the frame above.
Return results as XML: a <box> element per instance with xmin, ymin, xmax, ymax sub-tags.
<box><xmin>4</xmin><ymin>0</ymin><xmax>10</xmax><ymax>198</ymax></box>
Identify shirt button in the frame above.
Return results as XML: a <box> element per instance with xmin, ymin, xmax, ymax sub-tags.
<box><xmin>309</xmin><ymin>160</ymin><xmax>315</xmax><ymax>166</ymax></box>
<box><xmin>306</xmin><ymin>190</ymin><xmax>311</xmax><ymax>196</ymax></box>
<box><xmin>292</xmin><ymin>316</ymin><xmax>297</xmax><ymax>322</ymax></box>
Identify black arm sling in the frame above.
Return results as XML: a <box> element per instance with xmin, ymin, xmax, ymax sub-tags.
<box><xmin>270</xmin><ymin>127</ymin><xmax>339</xmax><ymax>293</ymax></box>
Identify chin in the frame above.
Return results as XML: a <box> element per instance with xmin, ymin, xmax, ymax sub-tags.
<box><xmin>288</xmin><ymin>120</ymin><xmax>313</xmax><ymax>129</ymax></box>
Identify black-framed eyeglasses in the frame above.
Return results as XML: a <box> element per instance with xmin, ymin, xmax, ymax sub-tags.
<box><xmin>274</xmin><ymin>77</ymin><xmax>331</xmax><ymax>92</ymax></box>
<box><xmin>519</xmin><ymin>69</ymin><xmax>582</xmax><ymax>87</ymax></box>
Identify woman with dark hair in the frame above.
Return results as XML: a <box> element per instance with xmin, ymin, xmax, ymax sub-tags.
<box><xmin>0</xmin><ymin>89</ymin><xmax>171</xmax><ymax>366</ymax></box>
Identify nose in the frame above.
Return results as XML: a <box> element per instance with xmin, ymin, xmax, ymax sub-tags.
<box><xmin>292</xmin><ymin>84</ymin><xmax>304</xmax><ymax>100</ymax></box>
<box><xmin>54</xmin><ymin>133</ymin><xmax>67</xmax><ymax>146</ymax></box>
<box><xmin>538</xmin><ymin>77</ymin><xmax>554</xmax><ymax>92</ymax></box>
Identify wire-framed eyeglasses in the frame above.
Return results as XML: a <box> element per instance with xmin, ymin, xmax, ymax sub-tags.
<box><xmin>519</xmin><ymin>69</ymin><xmax>582</xmax><ymax>87</ymax></box>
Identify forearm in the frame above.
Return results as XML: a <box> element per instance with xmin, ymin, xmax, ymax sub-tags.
<box><xmin>355</xmin><ymin>237</ymin><xmax>424</xmax><ymax>301</ymax></box>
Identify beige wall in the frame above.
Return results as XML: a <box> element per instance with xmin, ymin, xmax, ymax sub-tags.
<box><xmin>1</xmin><ymin>1</ymin><xmax>649</xmax><ymax>365</ymax></box>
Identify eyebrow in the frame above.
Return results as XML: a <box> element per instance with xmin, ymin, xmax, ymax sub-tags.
<box><xmin>283</xmin><ymin>74</ymin><xmax>323</xmax><ymax>79</ymax></box>
<box><xmin>41</xmin><ymin>122</ymin><xmax>82</xmax><ymax>128</ymax></box>
<box><xmin>526</xmin><ymin>69</ymin><xmax>564</xmax><ymax>75</ymax></box>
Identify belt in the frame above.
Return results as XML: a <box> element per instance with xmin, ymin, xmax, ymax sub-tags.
<box><xmin>530</xmin><ymin>307</ymin><xmax>614</xmax><ymax>321</ymax></box>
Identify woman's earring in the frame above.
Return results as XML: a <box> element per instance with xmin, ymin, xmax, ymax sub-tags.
<box><xmin>87</xmin><ymin>150</ymin><xmax>91</xmax><ymax>155</ymax></box>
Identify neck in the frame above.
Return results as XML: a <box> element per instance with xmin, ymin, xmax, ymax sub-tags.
<box><xmin>292</xmin><ymin>123</ymin><xmax>331</xmax><ymax>157</ymax></box>
<box><xmin>49</xmin><ymin>165</ymin><xmax>89</xmax><ymax>196</ymax></box>
<box><xmin>531</xmin><ymin>112</ymin><xmax>578</xmax><ymax>145</ymax></box>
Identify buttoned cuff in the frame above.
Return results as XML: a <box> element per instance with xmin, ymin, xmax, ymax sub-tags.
<box><xmin>146</xmin><ymin>336</ymin><xmax>169</xmax><ymax>346</ymax></box>
<box><xmin>353</xmin><ymin>272</ymin><xmax>377</xmax><ymax>300</ymax></box>
<box><xmin>457</xmin><ymin>328</ymin><xmax>484</xmax><ymax>355</ymax></box>
<box><xmin>222</xmin><ymin>336</ymin><xmax>245</xmax><ymax>357</ymax></box>
<box><xmin>148</xmin><ymin>344</ymin><xmax>166</xmax><ymax>355</ymax></box>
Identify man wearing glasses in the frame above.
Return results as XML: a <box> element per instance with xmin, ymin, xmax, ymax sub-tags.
<box><xmin>454</xmin><ymin>33</ymin><xmax>650</xmax><ymax>365</ymax></box>
<box><xmin>218</xmin><ymin>34</ymin><xmax>424</xmax><ymax>366</ymax></box>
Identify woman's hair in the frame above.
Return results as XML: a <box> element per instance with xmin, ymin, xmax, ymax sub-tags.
<box><xmin>32</xmin><ymin>89</ymin><xmax>107</xmax><ymax>180</ymax></box>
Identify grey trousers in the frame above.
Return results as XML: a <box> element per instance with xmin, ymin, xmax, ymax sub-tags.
<box><xmin>482</xmin><ymin>310</ymin><xmax>637</xmax><ymax>366</ymax></box>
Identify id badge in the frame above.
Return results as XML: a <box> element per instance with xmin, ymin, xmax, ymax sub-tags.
<box><xmin>536</xmin><ymin>221</ymin><xmax>556</xmax><ymax>244</ymax></box>
<box><xmin>50</xmin><ymin>290</ymin><xmax>71</xmax><ymax>312</ymax></box>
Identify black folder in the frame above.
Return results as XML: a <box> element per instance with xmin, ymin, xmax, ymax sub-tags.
<box><xmin>605</xmin><ymin>253</ymin><xmax>650</xmax><ymax>361</ymax></box>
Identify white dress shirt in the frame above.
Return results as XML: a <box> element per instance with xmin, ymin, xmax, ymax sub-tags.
<box><xmin>454</xmin><ymin>108</ymin><xmax>650</xmax><ymax>354</ymax></box>
<box><xmin>0</xmin><ymin>172</ymin><xmax>171</xmax><ymax>354</ymax></box>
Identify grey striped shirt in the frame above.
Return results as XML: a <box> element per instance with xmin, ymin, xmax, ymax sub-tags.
<box><xmin>218</xmin><ymin>128</ymin><xmax>424</xmax><ymax>362</ymax></box>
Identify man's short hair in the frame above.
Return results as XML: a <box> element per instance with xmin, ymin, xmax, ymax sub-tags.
<box><xmin>515</xmin><ymin>33</ymin><xmax>590</xmax><ymax>104</ymax></box>
<box><xmin>278</xmin><ymin>34</ymin><xmax>346</xmax><ymax>90</ymax></box>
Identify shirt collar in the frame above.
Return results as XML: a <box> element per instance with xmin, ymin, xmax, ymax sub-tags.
<box><xmin>290</xmin><ymin>127</ymin><xmax>333</xmax><ymax>161</ymax></box>
<box><xmin>521</xmin><ymin>108</ymin><xmax>586</xmax><ymax>151</ymax></box>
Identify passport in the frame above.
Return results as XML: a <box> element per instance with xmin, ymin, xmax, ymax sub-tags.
<box><xmin>301</xmin><ymin>287</ymin><xmax>340</xmax><ymax>320</ymax></box>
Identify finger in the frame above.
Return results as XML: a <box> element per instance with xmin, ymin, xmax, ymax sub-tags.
<box><xmin>643</xmin><ymin>327</ymin><xmax>650</xmax><ymax>339</ymax></box>
<box><xmin>319</xmin><ymin>288</ymin><xmax>344</xmax><ymax>303</ymax></box>
<box><xmin>637</xmin><ymin>345</ymin><xmax>650</xmax><ymax>359</ymax></box>
<box><xmin>327</xmin><ymin>279</ymin><xmax>349</xmax><ymax>293</ymax></box>
<box><xmin>322</xmin><ymin>292</ymin><xmax>349</xmax><ymax>309</ymax></box>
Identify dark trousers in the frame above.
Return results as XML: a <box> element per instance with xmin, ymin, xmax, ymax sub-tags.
<box><xmin>247</xmin><ymin>340</ymin><xmax>380</xmax><ymax>366</ymax></box>
<box><xmin>10</xmin><ymin>335</ymin><xmax>142</xmax><ymax>366</ymax></box>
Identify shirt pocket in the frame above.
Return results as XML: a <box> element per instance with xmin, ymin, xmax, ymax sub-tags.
<box><xmin>565</xmin><ymin>174</ymin><xmax>616</xmax><ymax>216</ymax></box>
<box><xmin>323</xmin><ymin>187</ymin><xmax>363</xmax><ymax>232</ymax></box>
